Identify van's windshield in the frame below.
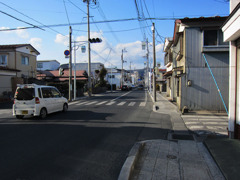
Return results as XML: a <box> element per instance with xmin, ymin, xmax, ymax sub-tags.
<box><xmin>15</xmin><ymin>88</ymin><xmax>35</xmax><ymax>100</ymax></box>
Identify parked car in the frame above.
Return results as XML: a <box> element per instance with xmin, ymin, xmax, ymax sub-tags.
<box><xmin>138</xmin><ymin>84</ymin><xmax>144</xmax><ymax>90</ymax></box>
<box><xmin>13</xmin><ymin>84</ymin><xmax>68</xmax><ymax>119</ymax></box>
<box><xmin>121</xmin><ymin>85</ymin><xmax>129</xmax><ymax>91</ymax></box>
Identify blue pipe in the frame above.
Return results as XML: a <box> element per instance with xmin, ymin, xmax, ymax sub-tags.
<box><xmin>202</xmin><ymin>53</ymin><xmax>229</xmax><ymax>115</ymax></box>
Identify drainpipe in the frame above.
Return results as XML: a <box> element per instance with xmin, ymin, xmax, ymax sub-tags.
<box><xmin>202</xmin><ymin>53</ymin><xmax>229</xmax><ymax>115</ymax></box>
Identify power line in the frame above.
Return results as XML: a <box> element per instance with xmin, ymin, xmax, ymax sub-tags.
<box><xmin>0</xmin><ymin>1</ymin><xmax>66</xmax><ymax>36</ymax></box>
<box><xmin>0</xmin><ymin>17</ymin><xmax>178</xmax><ymax>32</ymax></box>
<box><xmin>73</xmin><ymin>25</ymin><xmax>152</xmax><ymax>33</ymax></box>
<box><xmin>97</xmin><ymin>4</ymin><xmax>120</xmax><ymax>42</ymax></box>
<box><xmin>0</xmin><ymin>10</ymin><xmax>44</xmax><ymax>31</ymax></box>
<box><xmin>67</xmin><ymin>0</ymin><xmax>87</xmax><ymax>15</ymax></box>
<box><xmin>63</xmin><ymin>0</ymin><xmax>71</xmax><ymax>26</ymax></box>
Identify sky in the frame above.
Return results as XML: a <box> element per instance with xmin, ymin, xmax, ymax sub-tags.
<box><xmin>0</xmin><ymin>0</ymin><xmax>230</xmax><ymax>70</ymax></box>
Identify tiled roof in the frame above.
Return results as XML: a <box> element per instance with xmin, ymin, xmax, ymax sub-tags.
<box><xmin>37</xmin><ymin>70</ymin><xmax>87</xmax><ymax>81</ymax></box>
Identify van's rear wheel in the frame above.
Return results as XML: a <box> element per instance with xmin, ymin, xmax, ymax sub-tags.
<box><xmin>39</xmin><ymin>108</ymin><xmax>47</xmax><ymax>119</ymax></box>
<box><xmin>16</xmin><ymin>115</ymin><xmax>24</xmax><ymax>119</ymax></box>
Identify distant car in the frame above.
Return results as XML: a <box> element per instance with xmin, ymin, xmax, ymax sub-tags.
<box><xmin>13</xmin><ymin>84</ymin><xmax>68</xmax><ymax>119</ymax></box>
<box><xmin>138</xmin><ymin>84</ymin><xmax>144</xmax><ymax>90</ymax></box>
<box><xmin>121</xmin><ymin>85</ymin><xmax>129</xmax><ymax>91</ymax></box>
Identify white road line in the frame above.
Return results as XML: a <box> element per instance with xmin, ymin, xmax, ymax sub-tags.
<box><xmin>69</xmin><ymin>101</ymin><xmax>80</xmax><ymax>105</ymax></box>
<box><xmin>106</xmin><ymin>101</ymin><xmax>115</xmax><ymax>105</ymax></box>
<box><xmin>76</xmin><ymin>101</ymin><xmax>88</xmax><ymax>105</ymax></box>
<box><xmin>128</xmin><ymin>102</ymin><xmax>136</xmax><ymax>106</ymax></box>
<box><xmin>96</xmin><ymin>101</ymin><xmax>108</xmax><ymax>105</ymax></box>
<box><xmin>85</xmin><ymin>101</ymin><xmax>98</xmax><ymax>105</ymax></box>
<box><xmin>139</xmin><ymin>102</ymin><xmax>146</xmax><ymax>107</ymax></box>
<box><xmin>111</xmin><ymin>91</ymin><xmax>132</xmax><ymax>101</ymax></box>
<box><xmin>117</xmin><ymin>102</ymin><xmax>126</xmax><ymax>106</ymax></box>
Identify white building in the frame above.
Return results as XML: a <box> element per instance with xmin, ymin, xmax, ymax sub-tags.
<box><xmin>106</xmin><ymin>68</ymin><xmax>122</xmax><ymax>90</ymax></box>
<box><xmin>222</xmin><ymin>1</ymin><xmax>240</xmax><ymax>139</ymax></box>
<box><xmin>37</xmin><ymin>60</ymin><xmax>60</xmax><ymax>71</ymax></box>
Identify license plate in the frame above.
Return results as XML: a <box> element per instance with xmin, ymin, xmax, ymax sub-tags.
<box><xmin>22</xmin><ymin>110</ymin><xmax>28</xmax><ymax>115</ymax></box>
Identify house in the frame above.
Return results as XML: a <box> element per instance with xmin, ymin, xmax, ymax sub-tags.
<box><xmin>60</xmin><ymin>62</ymin><xmax>104</xmax><ymax>86</ymax></box>
<box><xmin>0</xmin><ymin>44</ymin><xmax>40</xmax><ymax>98</ymax></box>
<box><xmin>222</xmin><ymin>1</ymin><xmax>240</xmax><ymax>139</ymax></box>
<box><xmin>156</xmin><ymin>68</ymin><xmax>166</xmax><ymax>92</ymax></box>
<box><xmin>37</xmin><ymin>60</ymin><xmax>60</xmax><ymax>71</ymax></box>
<box><xmin>164</xmin><ymin>16</ymin><xmax>229</xmax><ymax>112</ymax></box>
<box><xmin>106</xmin><ymin>68</ymin><xmax>122</xmax><ymax>90</ymax></box>
<box><xmin>37</xmin><ymin>70</ymin><xmax>88</xmax><ymax>97</ymax></box>
<box><xmin>164</xmin><ymin>38</ymin><xmax>174</xmax><ymax>99</ymax></box>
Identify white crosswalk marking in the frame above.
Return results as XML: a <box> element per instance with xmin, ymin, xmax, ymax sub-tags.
<box><xmin>85</xmin><ymin>101</ymin><xmax>98</xmax><ymax>105</ymax></box>
<box><xmin>76</xmin><ymin>101</ymin><xmax>88</xmax><ymax>105</ymax></box>
<box><xmin>96</xmin><ymin>101</ymin><xmax>108</xmax><ymax>105</ymax></box>
<box><xmin>128</xmin><ymin>102</ymin><xmax>136</xmax><ymax>106</ymax></box>
<box><xmin>106</xmin><ymin>101</ymin><xmax>115</xmax><ymax>105</ymax></box>
<box><xmin>117</xmin><ymin>102</ymin><xmax>126</xmax><ymax>106</ymax></box>
<box><xmin>69</xmin><ymin>101</ymin><xmax>79</xmax><ymax>105</ymax></box>
<box><xmin>139</xmin><ymin>102</ymin><xmax>146</xmax><ymax>107</ymax></box>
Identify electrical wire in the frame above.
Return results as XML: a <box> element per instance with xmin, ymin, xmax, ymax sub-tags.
<box><xmin>63</xmin><ymin>0</ymin><xmax>71</xmax><ymax>26</ymax></box>
<box><xmin>0</xmin><ymin>1</ymin><xmax>66</xmax><ymax>36</ymax></box>
<box><xmin>67</xmin><ymin>0</ymin><xmax>87</xmax><ymax>15</ymax></box>
<box><xmin>0</xmin><ymin>17</ymin><xmax>178</xmax><ymax>32</ymax></box>
<box><xmin>0</xmin><ymin>10</ymin><xmax>44</xmax><ymax>31</ymax></box>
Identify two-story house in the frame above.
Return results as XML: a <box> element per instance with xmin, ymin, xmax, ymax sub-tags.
<box><xmin>0</xmin><ymin>44</ymin><xmax>40</xmax><ymax>97</ymax></box>
<box><xmin>164</xmin><ymin>16</ymin><xmax>229</xmax><ymax>112</ymax></box>
<box><xmin>37</xmin><ymin>60</ymin><xmax>60</xmax><ymax>71</ymax></box>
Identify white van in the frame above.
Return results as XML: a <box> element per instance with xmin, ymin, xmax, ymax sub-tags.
<box><xmin>13</xmin><ymin>84</ymin><xmax>68</xmax><ymax>119</ymax></box>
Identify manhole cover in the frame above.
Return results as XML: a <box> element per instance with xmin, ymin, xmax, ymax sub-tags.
<box><xmin>167</xmin><ymin>155</ymin><xmax>177</xmax><ymax>159</ymax></box>
<box><xmin>172</xmin><ymin>134</ymin><xmax>194</xmax><ymax>140</ymax></box>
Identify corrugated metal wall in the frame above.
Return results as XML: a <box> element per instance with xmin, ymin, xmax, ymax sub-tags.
<box><xmin>181</xmin><ymin>28</ymin><xmax>229</xmax><ymax>111</ymax></box>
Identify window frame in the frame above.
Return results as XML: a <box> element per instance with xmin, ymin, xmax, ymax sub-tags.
<box><xmin>203</xmin><ymin>29</ymin><xmax>228</xmax><ymax>47</ymax></box>
<box><xmin>21</xmin><ymin>56</ymin><xmax>29</xmax><ymax>65</ymax></box>
<box><xmin>0</xmin><ymin>54</ymin><xmax>8</xmax><ymax>66</ymax></box>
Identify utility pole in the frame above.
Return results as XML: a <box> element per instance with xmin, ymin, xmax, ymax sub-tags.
<box><xmin>69</xmin><ymin>26</ymin><xmax>72</xmax><ymax>102</ymax></box>
<box><xmin>87</xmin><ymin>0</ymin><xmax>92</xmax><ymax>96</ymax></box>
<box><xmin>121</xmin><ymin>50</ymin><xmax>123</xmax><ymax>88</ymax></box>
<box><xmin>152</xmin><ymin>23</ymin><xmax>156</xmax><ymax>102</ymax></box>
<box><xmin>146</xmin><ymin>38</ymin><xmax>149</xmax><ymax>91</ymax></box>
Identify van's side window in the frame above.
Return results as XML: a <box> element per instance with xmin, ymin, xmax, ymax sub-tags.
<box><xmin>51</xmin><ymin>88</ymin><xmax>61</xmax><ymax>98</ymax></box>
<box><xmin>42</xmin><ymin>88</ymin><xmax>52</xmax><ymax>98</ymax></box>
<box><xmin>38</xmin><ymin>88</ymin><xmax>42</xmax><ymax>98</ymax></box>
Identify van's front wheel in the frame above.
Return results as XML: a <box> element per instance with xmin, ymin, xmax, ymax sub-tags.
<box><xmin>39</xmin><ymin>108</ymin><xmax>47</xmax><ymax>119</ymax></box>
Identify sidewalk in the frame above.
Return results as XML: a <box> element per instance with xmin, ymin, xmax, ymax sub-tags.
<box><xmin>118</xmin><ymin>91</ymin><xmax>240</xmax><ymax>180</ymax></box>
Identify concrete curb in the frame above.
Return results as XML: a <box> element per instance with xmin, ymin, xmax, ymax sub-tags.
<box><xmin>118</xmin><ymin>142</ymin><xmax>145</xmax><ymax>180</ymax></box>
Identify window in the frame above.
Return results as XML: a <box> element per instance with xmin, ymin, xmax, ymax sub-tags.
<box><xmin>203</xmin><ymin>30</ymin><xmax>228</xmax><ymax>46</ymax></box>
<box><xmin>51</xmin><ymin>88</ymin><xmax>61</xmax><ymax>98</ymax></box>
<box><xmin>42</xmin><ymin>88</ymin><xmax>53</xmax><ymax>98</ymax></box>
<box><xmin>108</xmin><ymin>75</ymin><xmax>115</xmax><ymax>78</ymax></box>
<box><xmin>0</xmin><ymin>54</ymin><xmax>7</xmax><ymax>66</ymax></box>
<box><xmin>15</xmin><ymin>88</ymin><xmax>35</xmax><ymax>100</ymax></box>
<box><xmin>37</xmin><ymin>62</ymin><xmax>43</xmax><ymax>68</ymax></box>
<box><xmin>22</xmin><ymin>56</ymin><xmax>29</xmax><ymax>65</ymax></box>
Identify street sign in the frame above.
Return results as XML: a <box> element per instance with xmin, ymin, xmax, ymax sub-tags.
<box><xmin>64</xmin><ymin>50</ymin><xmax>70</xmax><ymax>56</ymax></box>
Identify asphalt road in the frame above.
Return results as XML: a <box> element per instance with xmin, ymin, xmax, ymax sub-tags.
<box><xmin>0</xmin><ymin>89</ymin><xmax>171</xmax><ymax>180</ymax></box>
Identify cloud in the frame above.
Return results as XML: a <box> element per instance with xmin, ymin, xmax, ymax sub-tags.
<box><xmin>55</xmin><ymin>31</ymin><xmax>164</xmax><ymax>69</ymax></box>
<box><xmin>29</xmin><ymin>38</ymin><xmax>42</xmax><ymax>49</ymax></box>
<box><xmin>15</xmin><ymin>27</ymin><xmax>29</xmax><ymax>39</ymax></box>
<box><xmin>55</xmin><ymin>34</ymin><xmax>69</xmax><ymax>46</ymax></box>
<box><xmin>0</xmin><ymin>27</ymin><xmax>29</xmax><ymax>39</ymax></box>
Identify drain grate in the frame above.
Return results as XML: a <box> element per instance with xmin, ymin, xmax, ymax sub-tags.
<box><xmin>172</xmin><ymin>134</ymin><xmax>194</xmax><ymax>140</ymax></box>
